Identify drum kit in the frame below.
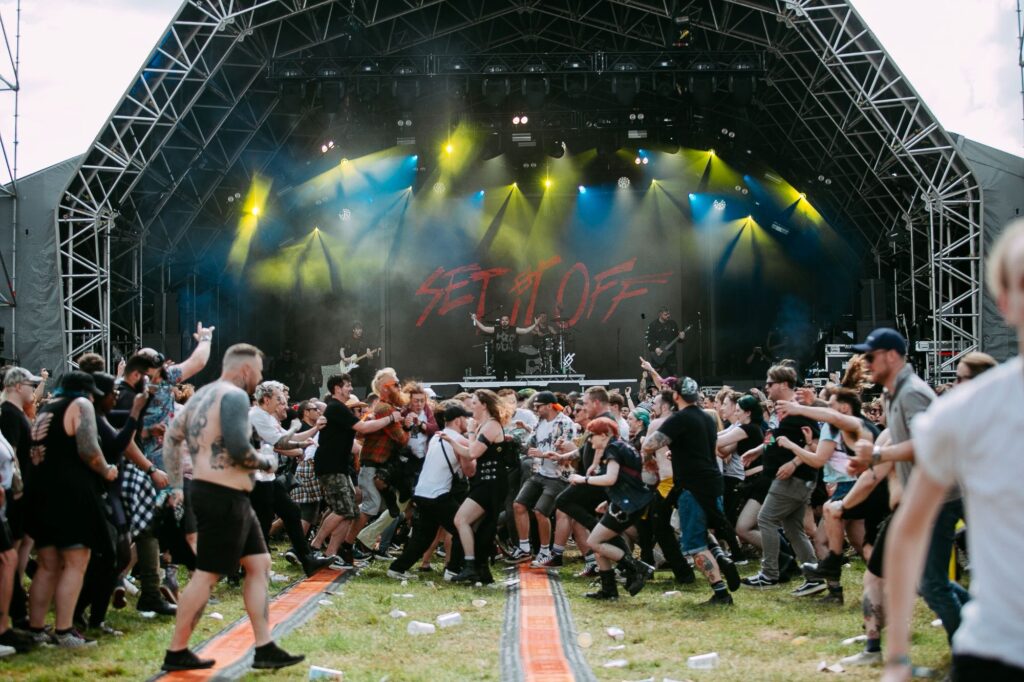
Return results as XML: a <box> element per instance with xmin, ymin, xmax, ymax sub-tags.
<box><xmin>473</xmin><ymin>313</ymin><xmax>576</xmax><ymax>376</ymax></box>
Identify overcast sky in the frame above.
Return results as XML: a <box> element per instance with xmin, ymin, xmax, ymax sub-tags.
<box><xmin>0</xmin><ymin>0</ymin><xmax>1019</xmax><ymax>181</ymax></box>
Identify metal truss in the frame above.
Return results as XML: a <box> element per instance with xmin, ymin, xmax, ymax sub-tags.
<box><xmin>0</xmin><ymin>0</ymin><xmax>20</xmax><ymax>318</ymax></box>
<box><xmin>57</xmin><ymin>0</ymin><xmax>983</xmax><ymax>381</ymax></box>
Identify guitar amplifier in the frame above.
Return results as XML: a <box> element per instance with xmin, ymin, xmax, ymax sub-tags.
<box><xmin>825</xmin><ymin>352</ymin><xmax>853</xmax><ymax>376</ymax></box>
<box><xmin>825</xmin><ymin>344</ymin><xmax>853</xmax><ymax>355</ymax></box>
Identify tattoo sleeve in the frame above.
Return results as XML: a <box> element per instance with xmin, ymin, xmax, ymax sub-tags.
<box><xmin>74</xmin><ymin>399</ymin><xmax>110</xmax><ymax>476</ymax></box>
<box><xmin>222</xmin><ymin>391</ymin><xmax>275</xmax><ymax>471</ymax></box>
<box><xmin>642</xmin><ymin>430</ymin><xmax>670</xmax><ymax>456</ymax></box>
<box><xmin>164</xmin><ymin>410</ymin><xmax>187</xmax><ymax>488</ymax></box>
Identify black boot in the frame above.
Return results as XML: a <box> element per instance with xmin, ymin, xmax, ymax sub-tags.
<box><xmin>672</xmin><ymin>559</ymin><xmax>696</xmax><ymax>584</ymax></box>
<box><xmin>450</xmin><ymin>564</ymin><xmax>480</xmax><ymax>585</ymax></box>
<box><xmin>585</xmin><ymin>569</ymin><xmax>619</xmax><ymax>600</ymax></box>
<box><xmin>619</xmin><ymin>556</ymin><xmax>653</xmax><ymax>596</ymax></box>
<box><xmin>802</xmin><ymin>552</ymin><xmax>844</xmax><ymax>581</ymax></box>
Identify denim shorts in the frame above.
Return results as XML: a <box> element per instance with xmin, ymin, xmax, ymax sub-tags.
<box><xmin>676</xmin><ymin>489</ymin><xmax>724</xmax><ymax>556</ymax></box>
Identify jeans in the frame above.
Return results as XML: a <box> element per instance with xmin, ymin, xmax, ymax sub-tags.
<box><xmin>921</xmin><ymin>498</ymin><xmax>970</xmax><ymax>641</ymax></box>
<box><xmin>757</xmin><ymin>477</ymin><xmax>817</xmax><ymax>579</ymax></box>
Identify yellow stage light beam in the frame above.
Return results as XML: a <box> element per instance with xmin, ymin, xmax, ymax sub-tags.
<box><xmin>228</xmin><ymin>175</ymin><xmax>272</xmax><ymax>275</ymax></box>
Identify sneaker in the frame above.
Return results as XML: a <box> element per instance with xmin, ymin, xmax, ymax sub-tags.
<box><xmin>112</xmin><ymin>583</ymin><xmax>127</xmax><ymax>610</ymax></box>
<box><xmin>351</xmin><ymin>545</ymin><xmax>371</xmax><ymax>561</ymax></box>
<box><xmin>386</xmin><ymin>569</ymin><xmax>418</xmax><ymax>581</ymax></box>
<box><xmin>29</xmin><ymin>627</ymin><xmax>56</xmax><ymax>647</ymax></box>
<box><xmin>269</xmin><ymin>572</ymin><xmax>291</xmax><ymax>584</ymax></box>
<box><xmin>839</xmin><ymin>650</ymin><xmax>883</xmax><ymax>666</ymax></box>
<box><xmin>162</xmin><ymin>648</ymin><xmax>216</xmax><ymax>671</ymax></box>
<box><xmin>283</xmin><ymin>549</ymin><xmax>300</xmax><ymax>566</ymax></box>
<box><xmin>161</xmin><ymin>565</ymin><xmax>180</xmax><ymax>604</ymax></box>
<box><xmin>576</xmin><ymin>563</ymin><xmax>599</xmax><ymax>578</ymax></box>
<box><xmin>531</xmin><ymin>553</ymin><xmax>564</xmax><ymax>569</ymax></box>
<box><xmin>819</xmin><ymin>589</ymin><xmax>845</xmax><ymax>605</ymax></box>
<box><xmin>504</xmin><ymin>548</ymin><xmax>533</xmax><ymax>564</ymax></box>
<box><xmin>372</xmin><ymin>549</ymin><xmax>392</xmax><ymax>562</ymax></box>
<box><xmin>443</xmin><ymin>569</ymin><xmax>458</xmax><ymax>582</ymax></box>
<box><xmin>435</xmin><ymin>546</ymin><xmax>446</xmax><ymax>558</ymax></box>
<box><xmin>55</xmin><ymin>628</ymin><xmax>97</xmax><ymax>648</ymax></box>
<box><xmin>790</xmin><ymin>579</ymin><xmax>828</xmax><ymax>597</ymax></box>
<box><xmin>449</xmin><ymin>566</ymin><xmax>480</xmax><ymax>584</ymax></box>
<box><xmin>740</xmin><ymin>572</ymin><xmax>780</xmax><ymax>588</ymax></box>
<box><xmin>329</xmin><ymin>557</ymin><xmax>353</xmax><ymax>570</ymax></box>
<box><xmin>705</xmin><ymin>591</ymin><xmax>734</xmax><ymax>606</ymax></box>
<box><xmin>252</xmin><ymin>641</ymin><xmax>305</xmax><ymax>670</ymax></box>
<box><xmin>93</xmin><ymin>622</ymin><xmax>124</xmax><ymax>637</ymax></box>
<box><xmin>718</xmin><ymin>555</ymin><xmax>742</xmax><ymax>592</ymax></box>
<box><xmin>0</xmin><ymin>643</ymin><xmax>14</xmax><ymax>658</ymax></box>
<box><xmin>123</xmin><ymin>576</ymin><xmax>139</xmax><ymax>596</ymax></box>
<box><xmin>0</xmin><ymin>628</ymin><xmax>37</xmax><ymax>653</ymax></box>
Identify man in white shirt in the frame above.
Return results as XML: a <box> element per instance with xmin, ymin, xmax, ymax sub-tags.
<box><xmin>248</xmin><ymin>382</ymin><xmax>332</xmax><ymax>577</ymax></box>
<box><xmin>386</xmin><ymin>404</ymin><xmax>471</xmax><ymax>581</ymax></box>
<box><xmin>882</xmin><ymin>220</ymin><xmax>1024</xmax><ymax>681</ymax></box>
<box><xmin>510</xmin><ymin>392</ymin><xmax>574</xmax><ymax>566</ymax></box>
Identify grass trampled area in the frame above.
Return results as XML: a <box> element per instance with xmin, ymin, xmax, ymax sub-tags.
<box><xmin>2</xmin><ymin>543</ymin><xmax>954</xmax><ymax>681</ymax></box>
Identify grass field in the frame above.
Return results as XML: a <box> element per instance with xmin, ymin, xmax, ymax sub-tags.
<box><xmin>1</xmin><ymin>541</ymin><xmax>953</xmax><ymax>681</ymax></box>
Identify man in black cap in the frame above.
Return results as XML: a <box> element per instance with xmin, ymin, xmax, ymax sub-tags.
<box><xmin>25</xmin><ymin>372</ymin><xmax>118</xmax><ymax>648</ymax></box>
<box><xmin>510</xmin><ymin>391</ymin><xmax>574</xmax><ymax>566</ymax></box>
<box><xmin>386</xmin><ymin>403</ymin><xmax>470</xmax><ymax>581</ymax></box>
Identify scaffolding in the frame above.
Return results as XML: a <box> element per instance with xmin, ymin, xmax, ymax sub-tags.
<box><xmin>0</xmin><ymin>0</ymin><xmax>20</xmax><ymax>355</ymax></box>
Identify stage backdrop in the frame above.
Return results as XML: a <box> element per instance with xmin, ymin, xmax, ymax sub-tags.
<box><xmin>221</xmin><ymin>151</ymin><xmax>859</xmax><ymax>382</ymax></box>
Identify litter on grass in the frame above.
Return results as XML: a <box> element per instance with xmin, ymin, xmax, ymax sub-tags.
<box><xmin>816</xmin><ymin>661</ymin><xmax>845</xmax><ymax>673</ymax></box>
<box><xmin>687</xmin><ymin>652</ymin><xmax>720</xmax><ymax>669</ymax></box>
<box><xmin>317</xmin><ymin>599</ymin><xmax>333</xmax><ymax>606</ymax></box>
<box><xmin>208</xmin><ymin>612</ymin><xmax>224</xmax><ymax>620</ymax></box>
<box><xmin>472</xmin><ymin>599</ymin><xmax>487</xmax><ymax>608</ymax></box>
<box><xmin>308</xmin><ymin>664</ymin><xmax>344</xmax><ymax>679</ymax></box>
<box><xmin>607</xmin><ymin>644</ymin><xmax>626</xmax><ymax>651</ymax></box>
<box><xmin>407</xmin><ymin>620</ymin><xmax>436</xmax><ymax>635</ymax></box>
<box><xmin>606</xmin><ymin>626</ymin><xmax>625</xmax><ymax>641</ymax></box>
<box><xmin>662</xmin><ymin>590</ymin><xmax>681</xmax><ymax>597</ymax></box>
<box><xmin>577</xmin><ymin>632</ymin><xmax>593</xmax><ymax>648</ymax></box>
<box><xmin>392</xmin><ymin>593</ymin><xmax>415</xmax><ymax>598</ymax></box>
<box><xmin>436</xmin><ymin>612</ymin><xmax>463</xmax><ymax>628</ymax></box>
<box><xmin>602</xmin><ymin>659</ymin><xmax>628</xmax><ymax>668</ymax></box>
<box><xmin>841</xmin><ymin>635</ymin><xmax>867</xmax><ymax>645</ymax></box>
<box><xmin>389</xmin><ymin>609</ymin><xmax>407</xmax><ymax>619</ymax></box>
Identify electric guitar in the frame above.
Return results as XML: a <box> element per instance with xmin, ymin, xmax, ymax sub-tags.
<box><xmin>648</xmin><ymin>324</ymin><xmax>693</xmax><ymax>368</ymax></box>
<box><xmin>340</xmin><ymin>347</ymin><xmax>381</xmax><ymax>373</ymax></box>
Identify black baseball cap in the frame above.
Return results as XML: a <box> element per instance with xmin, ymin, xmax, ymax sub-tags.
<box><xmin>532</xmin><ymin>391</ymin><xmax>558</xmax><ymax>406</ymax></box>
<box><xmin>442</xmin><ymin>404</ymin><xmax>472</xmax><ymax>422</ymax></box>
<box><xmin>852</xmin><ymin>327</ymin><xmax>907</xmax><ymax>356</ymax></box>
<box><xmin>92</xmin><ymin>372</ymin><xmax>117</xmax><ymax>396</ymax></box>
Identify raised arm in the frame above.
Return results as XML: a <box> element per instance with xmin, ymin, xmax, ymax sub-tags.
<box><xmin>638</xmin><ymin>357</ymin><xmax>664</xmax><ymax>387</ymax></box>
<box><xmin>221</xmin><ymin>390</ymin><xmax>276</xmax><ymax>472</ymax></box>
<box><xmin>73</xmin><ymin>399</ymin><xmax>117</xmax><ymax>481</ymax></box>
<box><xmin>515</xmin><ymin>318</ymin><xmax>540</xmax><ymax>334</ymax></box>
<box><xmin>471</xmin><ymin>313</ymin><xmax>495</xmax><ymax>335</ymax></box>
<box><xmin>176</xmin><ymin>322</ymin><xmax>215</xmax><ymax>381</ymax></box>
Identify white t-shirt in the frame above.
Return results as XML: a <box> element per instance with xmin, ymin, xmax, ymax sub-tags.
<box><xmin>911</xmin><ymin>356</ymin><xmax>1024</xmax><ymax>670</ymax></box>
<box><xmin>414</xmin><ymin>428</ymin><xmax>463</xmax><ymax>500</ymax></box>
<box><xmin>249</xmin><ymin>406</ymin><xmax>285</xmax><ymax>483</ymax></box>
<box><xmin>529</xmin><ymin>413</ymin><xmax>574</xmax><ymax>478</ymax></box>
<box><xmin>820</xmin><ymin>423</ymin><xmax>855</xmax><ymax>484</ymax></box>
<box><xmin>513</xmin><ymin>407</ymin><xmax>538</xmax><ymax>431</ymax></box>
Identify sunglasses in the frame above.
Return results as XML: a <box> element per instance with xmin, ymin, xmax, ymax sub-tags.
<box><xmin>764</xmin><ymin>381</ymin><xmax>777</xmax><ymax>388</ymax></box>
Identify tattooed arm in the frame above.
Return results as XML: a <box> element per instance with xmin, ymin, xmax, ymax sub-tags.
<box><xmin>74</xmin><ymin>399</ymin><xmax>117</xmax><ymax>481</ymax></box>
<box><xmin>222</xmin><ymin>391</ymin><xmax>276</xmax><ymax>472</ymax></box>
<box><xmin>164</xmin><ymin>409</ymin><xmax>188</xmax><ymax>489</ymax></box>
<box><xmin>641</xmin><ymin>430</ymin><xmax>670</xmax><ymax>461</ymax></box>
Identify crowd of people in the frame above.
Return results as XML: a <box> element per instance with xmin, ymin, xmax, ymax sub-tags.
<box><xmin>0</xmin><ymin>220</ymin><xmax>1020</xmax><ymax>680</ymax></box>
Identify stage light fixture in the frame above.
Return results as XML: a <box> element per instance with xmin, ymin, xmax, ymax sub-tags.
<box><xmin>799</xmin><ymin>192</ymin><xmax>806</xmax><ymax>199</ymax></box>
<box><xmin>251</xmin><ymin>207</ymin><xmax>261</xmax><ymax>216</ymax></box>
<box><xmin>578</xmin><ymin>185</ymin><xmax>586</xmax><ymax>194</ymax></box>
<box><xmin>713</xmin><ymin>199</ymin><xmax>726</xmax><ymax>210</ymax></box>
<box><xmin>445</xmin><ymin>143</ymin><xmax>454</xmax><ymax>155</ymax></box>
<box><xmin>340</xmin><ymin>208</ymin><xmax>352</xmax><ymax>222</ymax></box>
<box><xmin>544</xmin><ymin>178</ymin><xmax>552</xmax><ymax>189</ymax></box>
<box><xmin>513</xmin><ymin>116</ymin><xmax>521</xmax><ymax>125</ymax></box>
<box><xmin>688</xmin><ymin>193</ymin><xmax>696</xmax><ymax>200</ymax></box>
<box><xmin>635</xmin><ymin>157</ymin><xmax>641</xmax><ymax>165</ymax></box>
<box><xmin>709</xmin><ymin>148</ymin><xmax>716</xmax><ymax>157</ymax></box>
<box><xmin>433</xmin><ymin>182</ymin><xmax>447</xmax><ymax>195</ymax></box>
<box><xmin>617</xmin><ymin>177</ymin><xmax>631</xmax><ymax>189</ymax></box>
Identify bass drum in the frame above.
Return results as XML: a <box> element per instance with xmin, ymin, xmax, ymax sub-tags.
<box><xmin>520</xmin><ymin>345</ymin><xmax>543</xmax><ymax>375</ymax></box>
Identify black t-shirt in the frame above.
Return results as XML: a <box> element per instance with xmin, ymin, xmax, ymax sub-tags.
<box><xmin>494</xmin><ymin>327</ymin><xmax>518</xmax><ymax>354</ymax></box>
<box><xmin>764</xmin><ymin>415</ymin><xmax>818</xmax><ymax>481</ymax></box>
<box><xmin>737</xmin><ymin>422</ymin><xmax>765</xmax><ymax>467</ymax></box>
<box><xmin>315</xmin><ymin>397</ymin><xmax>358</xmax><ymax>477</ymax></box>
<box><xmin>658</xmin><ymin>405</ymin><xmax>722</xmax><ymax>491</ymax></box>
<box><xmin>578</xmin><ymin>410</ymin><xmax>621</xmax><ymax>473</ymax></box>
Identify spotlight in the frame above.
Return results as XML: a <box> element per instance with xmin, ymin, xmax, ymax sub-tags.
<box><xmin>445</xmin><ymin>143</ymin><xmax>454</xmax><ymax>154</ymax></box>
<box><xmin>709</xmin><ymin>148</ymin><xmax>716</xmax><ymax>157</ymax></box>
<box><xmin>617</xmin><ymin>177</ymin><xmax>631</xmax><ymax>189</ymax></box>
<box><xmin>433</xmin><ymin>182</ymin><xmax>446</xmax><ymax>195</ymax></box>
<box><xmin>713</xmin><ymin>199</ymin><xmax>726</xmax><ymax>210</ymax></box>
<box><xmin>634</xmin><ymin>157</ymin><xmax>642</xmax><ymax>165</ymax></box>
<box><xmin>642</xmin><ymin>157</ymin><xmax>649</xmax><ymax>165</ymax></box>
<box><xmin>340</xmin><ymin>208</ymin><xmax>352</xmax><ymax>222</ymax></box>
<box><xmin>544</xmin><ymin>178</ymin><xmax>552</xmax><ymax>189</ymax></box>
<box><xmin>251</xmin><ymin>207</ymin><xmax>261</xmax><ymax>216</ymax></box>
<box><xmin>578</xmin><ymin>185</ymin><xmax>586</xmax><ymax>194</ymax></box>
<box><xmin>321</xmin><ymin>144</ymin><xmax>328</xmax><ymax>153</ymax></box>
<box><xmin>688</xmin><ymin>193</ymin><xmax>696</xmax><ymax>200</ymax></box>
<box><xmin>799</xmin><ymin>192</ymin><xmax>806</xmax><ymax>199</ymax></box>
<box><xmin>521</xmin><ymin>115</ymin><xmax>528</xmax><ymax>124</ymax></box>
<box><xmin>340</xmin><ymin>158</ymin><xmax>349</xmax><ymax>166</ymax></box>
<box><xmin>513</xmin><ymin>116</ymin><xmax>521</xmax><ymax>125</ymax></box>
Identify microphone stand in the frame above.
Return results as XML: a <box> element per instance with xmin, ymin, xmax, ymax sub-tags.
<box><xmin>697</xmin><ymin>311</ymin><xmax>704</xmax><ymax>382</ymax></box>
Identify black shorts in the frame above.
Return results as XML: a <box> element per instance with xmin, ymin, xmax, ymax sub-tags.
<box><xmin>0</xmin><ymin>516</ymin><xmax>13</xmax><ymax>552</ymax></box>
<box><xmin>191</xmin><ymin>479</ymin><xmax>267</xmax><ymax>575</ymax></box>
<box><xmin>866</xmin><ymin>510</ymin><xmax>895</xmax><ymax>578</ymax></box>
<box><xmin>599</xmin><ymin>503</ymin><xmax>646</xmax><ymax>534</ymax></box>
<box><xmin>5</xmin><ymin>492</ymin><xmax>25</xmax><ymax>540</ymax></box>
<box><xmin>841</xmin><ymin>480</ymin><xmax>890</xmax><ymax>547</ymax></box>
<box><xmin>180</xmin><ymin>478</ymin><xmax>198</xmax><ymax>535</ymax></box>
<box><xmin>467</xmin><ymin>479</ymin><xmax>506</xmax><ymax>510</ymax></box>
<box><xmin>298</xmin><ymin>501</ymin><xmax>321</xmax><ymax>524</ymax></box>
<box><xmin>738</xmin><ymin>473</ymin><xmax>771</xmax><ymax>505</ymax></box>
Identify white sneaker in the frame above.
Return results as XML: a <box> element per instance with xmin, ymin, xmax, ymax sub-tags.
<box><xmin>387</xmin><ymin>569</ymin><xmax>418</xmax><ymax>581</ymax></box>
<box><xmin>269</xmin><ymin>572</ymin><xmax>291</xmax><ymax>584</ymax></box>
<box><xmin>0</xmin><ymin>643</ymin><xmax>15</xmax><ymax>658</ymax></box>
<box><xmin>839</xmin><ymin>650</ymin><xmax>882</xmax><ymax>666</ymax></box>
<box><xmin>443</xmin><ymin>569</ymin><xmax>457</xmax><ymax>582</ymax></box>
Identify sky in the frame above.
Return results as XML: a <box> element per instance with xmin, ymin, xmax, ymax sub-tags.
<box><xmin>0</xmin><ymin>0</ymin><xmax>1020</xmax><ymax>182</ymax></box>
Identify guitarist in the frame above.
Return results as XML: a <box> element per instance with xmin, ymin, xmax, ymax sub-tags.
<box><xmin>646</xmin><ymin>306</ymin><xmax>687</xmax><ymax>374</ymax></box>
<box><xmin>340</xmin><ymin>321</ymin><xmax>378</xmax><ymax>391</ymax></box>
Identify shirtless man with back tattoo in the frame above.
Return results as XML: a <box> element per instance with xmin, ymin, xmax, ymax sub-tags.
<box><xmin>159</xmin><ymin>343</ymin><xmax>304</xmax><ymax>672</ymax></box>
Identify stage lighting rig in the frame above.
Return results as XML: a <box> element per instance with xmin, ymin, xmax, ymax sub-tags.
<box><xmin>618</xmin><ymin>177</ymin><xmax>631</xmax><ymax>189</ymax></box>
<box><xmin>671</xmin><ymin>14</ymin><xmax>693</xmax><ymax>48</ymax></box>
